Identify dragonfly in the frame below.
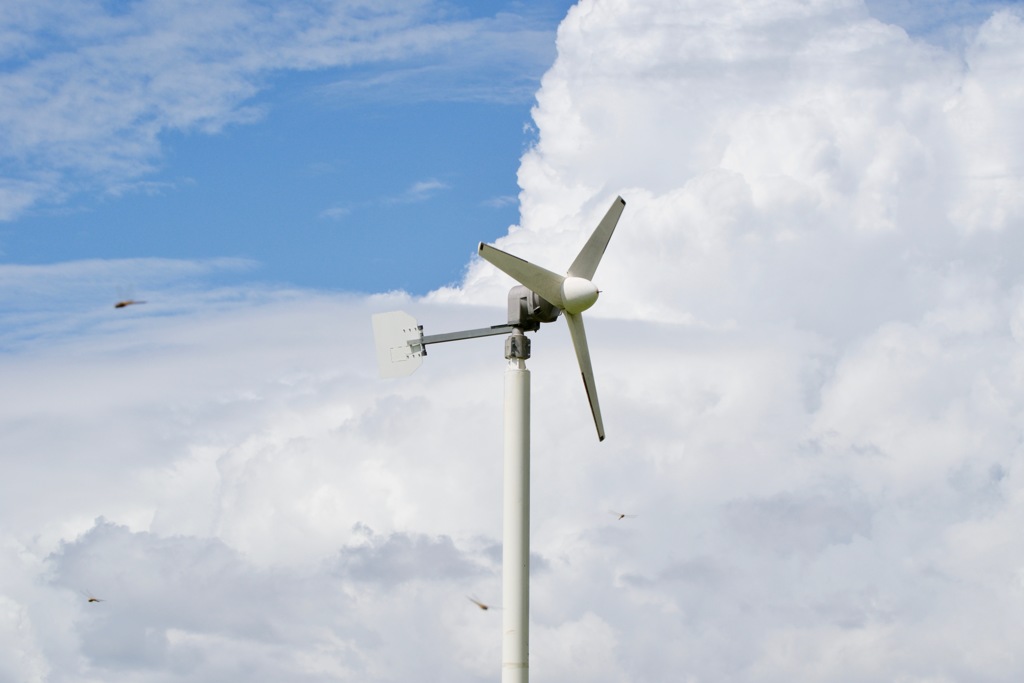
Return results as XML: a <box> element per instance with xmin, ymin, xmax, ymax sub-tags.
<box><xmin>467</xmin><ymin>596</ymin><xmax>495</xmax><ymax>611</ymax></box>
<box><xmin>114</xmin><ymin>284</ymin><xmax>146</xmax><ymax>309</ymax></box>
<box><xmin>609</xmin><ymin>510</ymin><xmax>637</xmax><ymax>521</ymax></box>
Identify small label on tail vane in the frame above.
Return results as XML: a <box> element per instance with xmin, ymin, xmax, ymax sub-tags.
<box><xmin>372</xmin><ymin>311</ymin><xmax>425</xmax><ymax>378</ymax></box>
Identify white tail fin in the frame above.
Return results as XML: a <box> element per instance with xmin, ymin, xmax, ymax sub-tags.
<box><xmin>371</xmin><ymin>311</ymin><xmax>424</xmax><ymax>378</ymax></box>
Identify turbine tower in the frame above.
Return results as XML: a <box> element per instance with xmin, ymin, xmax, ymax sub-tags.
<box><xmin>372</xmin><ymin>196</ymin><xmax>626</xmax><ymax>682</ymax></box>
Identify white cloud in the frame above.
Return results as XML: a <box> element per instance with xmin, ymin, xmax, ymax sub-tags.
<box><xmin>482</xmin><ymin>193</ymin><xmax>517</xmax><ymax>208</ymax></box>
<box><xmin>317</xmin><ymin>205</ymin><xmax>350</xmax><ymax>221</ymax></box>
<box><xmin>5</xmin><ymin>1</ymin><xmax>1024</xmax><ymax>681</ymax></box>
<box><xmin>435</xmin><ymin>0</ymin><xmax>1024</xmax><ymax>679</ymax></box>
<box><xmin>403</xmin><ymin>177</ymin><xmax>450</xmax><ymax>201</ymax></box>
<box><xmin>1</xmin><ymin>284</ymin><xmax>517</xmax><ymax>680</ymax></box>
<box><xmin>0</xmin><ymin>257</ymin><xmax>258</xmax><ymax>349</ymax></box>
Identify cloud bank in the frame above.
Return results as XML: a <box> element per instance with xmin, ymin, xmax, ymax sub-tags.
<box><xmin>441</xmin><ymin>1</ymin><xmax>1024</xmax><ymax>679</ymax></box>
<box><xmin>3</xmin><ymin>0</ymin><xmax>1024</xmax><ymax>681</ymax></box>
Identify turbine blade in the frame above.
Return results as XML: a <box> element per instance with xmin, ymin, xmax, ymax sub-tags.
<box><xmin>564</xmin><ymin>312</ymin><xmax>605</xmax><ymax>441</ymax></box>
<box><xmin>478</xmin><ymin>243</ymin><xmax>566</xmax><ymax>308</ymax></box>
<box><xmin>567</xmin><ymin>196</ymin><xmax>626</xmax><ymax>280</ymax></box>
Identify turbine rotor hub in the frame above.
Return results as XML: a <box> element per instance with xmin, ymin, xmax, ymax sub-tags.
<box><xmin>560</xmin><ymin>276</ymin><xmax>599</xmax><ymax>314</ymax></box>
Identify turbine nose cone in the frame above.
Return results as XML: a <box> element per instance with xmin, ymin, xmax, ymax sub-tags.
<box><xmin>560</xmin><ymin>276</ymin><xmax>599</xmax><ymax>314</ymax></box>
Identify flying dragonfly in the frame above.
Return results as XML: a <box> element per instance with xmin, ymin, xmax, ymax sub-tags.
<box><xmin>609</xmin><ymin>510</ymin><xmax>637</xmax><ymax>521</ymax></box>
<box><xmin>81</xmin><ymin>590</ymin><xmax>104</xmax><ymax>603</ymax></box>
<box><xmin>467</xmin><ymin>596</ymin><xmax>494</xmax><ymax>611</ymax></box>
<box><xmin>114</xmin><ymin>284</ymin><xmax>146</xmax><ymax>309</ymax></box>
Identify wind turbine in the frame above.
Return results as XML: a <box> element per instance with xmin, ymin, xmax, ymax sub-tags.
<box><xmin>477</xmin><ymin>196</ymin><xmax>624</xmax><ymax>442</ymax></box>
<box><xmin>372</xmin><ymin>196</ymin><xmax>625</xmax><ymax>682</ymax></box>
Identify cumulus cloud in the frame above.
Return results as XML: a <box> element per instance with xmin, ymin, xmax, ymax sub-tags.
<box><xmin>434</xmin><ymin>0</ymin><xmax>1024</xmax><ymax>679</ymax></box>
<box><xmin>449</xmin><ymin>1</ymin><xmax>1024</xmax><ymax>335</ymax></box>
<box><xmin>336</xmin><ymin>524</ymin><xmax>488</xmax><ymax>585</ymax></box>
<box><xmin>4</xmin><ymin>1</ymin><xmax>1024</xmax><ymax>681</ymax></box>
<box><xmin>1</xmin><ymin>282</ymin><xmax>515</xmax><ymax>681</ymax></box>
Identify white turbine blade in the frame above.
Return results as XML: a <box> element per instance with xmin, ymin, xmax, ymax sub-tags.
<box><xmin>564</xmin><ymin>312</ymin><xmax>605</xmax><ymax>441</ymax></box>
<box><xmin>478</xmin><ymin>242</ymin><xmax>566</xmax><ymax>308</ymax></box>
<box><xmin>567</xmin><ymin>196</ymin><xmax>626</xmax><ymax>280</ymax></box>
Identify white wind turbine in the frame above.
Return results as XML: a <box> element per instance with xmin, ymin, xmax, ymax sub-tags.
<box><xmin>372</xmin><ymin>196</ymin><xmax>626</xmax><ymax>682</ymax></box>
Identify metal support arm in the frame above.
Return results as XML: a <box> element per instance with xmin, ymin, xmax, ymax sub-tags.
<box><xmin>421</xmin><ymin>324</ymin><xmax>518</xmax><ymax>347</ymax></box>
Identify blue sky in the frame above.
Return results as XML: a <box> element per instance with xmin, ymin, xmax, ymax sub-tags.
<box><xmin>4</xmin><ymin>1</ymin><xmax>1024</xmax><ymax>682</ymax></box>
<box><xmin>10</xmin><ymin>96</ymin><xmax>530</xmax><ymax>293</ymax></box>
<box><xmin>1</xmin><ymin>1</ymin><xmax>573</xmax><ymax>295</ymax></box>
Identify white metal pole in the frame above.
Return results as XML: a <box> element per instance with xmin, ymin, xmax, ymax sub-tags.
<box><xmin>502</xmin><ymin>356</ymin><xmax>530</xmax><ymax>683</ymax></box>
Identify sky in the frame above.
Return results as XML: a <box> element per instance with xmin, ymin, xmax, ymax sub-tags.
<box><xmin>2</xmin><ymin>0</ymin><xmax>1024</xmax><ymax>681</ymax></box>
<box><xmin>0</xmin><ymin>0</ymin><xmax>574</xmax><ymax>294</ymax></box>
